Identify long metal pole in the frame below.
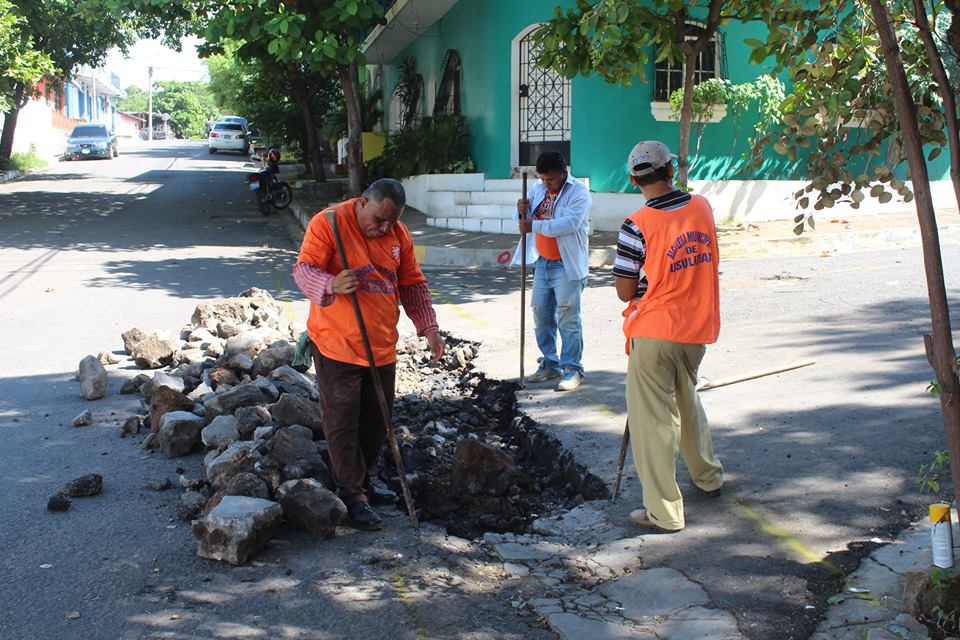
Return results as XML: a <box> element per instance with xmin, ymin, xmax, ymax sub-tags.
<box><xmin>325</xmin><ymin>211</ymin><xmax>419</xmax><ymax>528</ymax></box>
<box><xmin>147</xmin><ymin>66</ymin><xmax>153</xmax><ymax>142</ymax></box>
<box><xmin>519</xmin><ymin>172</ymin><xmax>528</xmax><ymax>389</ymax></box>
<box><xmin>611</xmin><ymin>419</ymin><xmax>630</xmax><ymax>502</ymax></box>
<box><xmin>697</xmin><ymin>359</ymin><xmax>816</xmax><ymax>391</ymax></box>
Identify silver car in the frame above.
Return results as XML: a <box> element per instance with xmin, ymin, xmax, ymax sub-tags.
<box><xmin>208</xmin><ymin>123</ymin><xmax>249</xmax><ymax>154</ymax></box>
<box><xmin>66</xmin><ymin>124</ymin><xmax>118</xmax><ymax>160</ymax></box>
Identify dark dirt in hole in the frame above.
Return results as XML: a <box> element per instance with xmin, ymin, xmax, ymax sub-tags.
<box><xmin>379</xmin><ymin>335</ymin><xmax>606</xmax><ymax>539</ymax></box>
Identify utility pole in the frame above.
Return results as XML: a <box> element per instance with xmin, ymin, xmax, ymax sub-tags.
<box><xmin>147</xmin><ymin>66</ymin><xmax>154</xmax><ymax>142</ymax></box>
<box><xmin>91</xmin><ymin>66</ymin><xmax>98</xmax><ymax>123</ymax></box>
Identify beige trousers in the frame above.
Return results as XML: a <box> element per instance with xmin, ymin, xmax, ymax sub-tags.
<box><xmin>626</xmin><ymin>337</ymin><xmax>723</xmax><ymax>530</ymax></box>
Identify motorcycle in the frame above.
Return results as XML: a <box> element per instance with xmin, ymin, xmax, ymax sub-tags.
<box><xmin>246</xmin><ymin>148</ymin><xmax>292</xmax><ymax>215</ymax></box>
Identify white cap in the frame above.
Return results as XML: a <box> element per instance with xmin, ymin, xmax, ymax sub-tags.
<box><xmin>627</xmin><ymin>141</ymin><xmax>676</xmax><ymax>177</ymax></box>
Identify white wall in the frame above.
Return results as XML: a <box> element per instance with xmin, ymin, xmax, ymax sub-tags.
<box><xmin>0</xmin><ymin>99</ymin><xmax>66</xmax><ymax>160</ymax></box>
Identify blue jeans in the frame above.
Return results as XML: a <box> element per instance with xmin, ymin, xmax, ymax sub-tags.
<box><xmin>532</xmin><ymin>257</ymin><xmax>587</xmax><ymax>374</ymax></box>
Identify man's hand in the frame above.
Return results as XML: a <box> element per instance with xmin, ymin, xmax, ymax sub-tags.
<box><xmin>425</xmin><ymin>331</ymin><xmax>445</xmax><ymax>362</ymax></box>
<box><xmin>517</xmin><ymin>198</ymin><xmax>530</xmax><ymax>217</ymax></box>
<box><xmin>518</xmin><ymin>218</ymin><xmax>533</xmax><ymax>234</ymax></box>
<box><xmin>332</xmin><ymin>269</ymin><xmax>358</xmax><ymax>295</ymax></box>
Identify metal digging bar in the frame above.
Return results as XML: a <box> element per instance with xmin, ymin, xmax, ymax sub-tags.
<box><xmin>325</xmin><ymin>210</ymin><xmax>419</xmax><ymax>529</ymax></box>
<box><xmin>611</xmin><ymin>420</ymin><xmax>630</xmax><ymax>502</ymax></box>
<box><xmin>519</xmin><ymin>171</ymin><xmax>528</xmax><ymax>389</ymax></box>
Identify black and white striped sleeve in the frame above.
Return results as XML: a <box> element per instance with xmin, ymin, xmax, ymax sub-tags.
<box><xmin>613</xmin><ymin>220</ymin><xmax>645</xmax><ymax>279</ymax></box>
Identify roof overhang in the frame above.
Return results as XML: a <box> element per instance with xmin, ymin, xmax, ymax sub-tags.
<box><xmin>362</xmin><ymin>0</ymin><xmax>459</xmax><ymax>65</ymax></box>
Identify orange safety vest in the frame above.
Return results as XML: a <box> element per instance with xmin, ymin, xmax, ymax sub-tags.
<box><xmin>621</xmin><ymin>194</ymin><xmax>720</xmax><ymax>350</ymax></box>
<box><xmin>298</xmin><ymin>198</ymin><xmax>427</xmax><ymax>367</ymax></box>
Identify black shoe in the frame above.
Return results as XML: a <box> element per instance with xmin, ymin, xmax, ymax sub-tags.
<box><xmin>698</xmin><ymin>485</ymin><xmax>722</xmax><ymax>497</ymax></box>
<box><xmin>346</xmin><ymin>502</ymin><xmax>383</xmax><ymax>531</ymax></box>
<box><xmin>365</xmin><ymin>476</ymin><xmax>398</xmax><ymax>505</ymax></box>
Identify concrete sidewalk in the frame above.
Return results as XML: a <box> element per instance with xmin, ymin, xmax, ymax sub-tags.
<box><xmin>290</xmin><ymin>196</ymin><xmax>960</xmax><ymax>268</ymax></box>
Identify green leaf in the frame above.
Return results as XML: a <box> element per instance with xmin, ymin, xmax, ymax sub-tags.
<box><xmin>807</xmin><ymin>216</ymin><xmax>815</xmax><ymax>230</ymax></box>
<box><xmin>878</xmin><ymin>191</ymin><xmax>892</xmax><ymax>204</ymax></box>
<box><xmin>793</xmin><ymin>222</ymin><xmax>805</xmax><ymax>235</ymax></box>
<box><xmin>347</xmin><ymin>1</ymin><xmax>358</xmax><ymax>16</ymax></box>
<box><xmin>267</xmin><ymin>38</ymin><xmax>279</xmax><ymax>55</ymax></box>
<box><xmin>794</xmin><ymin>213</ymin><xmax>805</xmax><ymax>223</ymax></box>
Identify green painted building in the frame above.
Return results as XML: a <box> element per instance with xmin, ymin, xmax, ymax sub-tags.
<box><xmin>361</xmin><ymin>0</ymin><xmax>952</xmax><ymax>232</ymax></box>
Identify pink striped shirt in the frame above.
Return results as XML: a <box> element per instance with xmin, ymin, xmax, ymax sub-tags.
<box><xmin>292</xmin><ymin>261</ymin><xmax>439</xmax><ymax>337</ymax></box>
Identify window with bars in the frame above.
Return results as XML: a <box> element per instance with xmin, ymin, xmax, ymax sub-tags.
<box><xmin>653</xmin><ymin>25</ymin><xmax>721</xmax><ymax>102</ymax></box>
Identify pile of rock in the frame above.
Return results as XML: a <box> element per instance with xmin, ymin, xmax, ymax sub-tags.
<box><xmin>95</xmin><ymin>288</ymin><xmax>347</xmax><ymax>564</ymax></box>
<box><xmin>77</xmin><ymin>287</ymin><xmax>600</xmax><ymax>563</ymax></box>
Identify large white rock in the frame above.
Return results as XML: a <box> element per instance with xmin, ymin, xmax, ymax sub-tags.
<box><xmin>158</xmin><ymin>411</ymin><xmax>206</xmax><ymax>457</ymax></box>
<box><xmin>191</xmin><ymin>495</ymin><xmax>282</xmax><ymax>565</ymax></box>
<box><xmin>225</xmin><ymin>330</ymin><xmax>267</xmax><ymax>359</ymax></box>
<box><xmin>205</xmin><ymin>441</ymin><xmax>262</xmax><ymax>488</ymax></box>
<box><xmin>78</xmin><ymin>355</ymin><xmax>108</xmax><ymax>400</ymax></box>
<box><xmin>201</xmin><ymin>415</ymin><xmax>240</xmax><ymax>449</ymax></box>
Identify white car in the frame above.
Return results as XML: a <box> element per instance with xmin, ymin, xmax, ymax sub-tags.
<box><xmin>208</xmin><ymin>122</ymin><xmax>249</xmax><ymax>154</ymax></box>
<box><xmin>218</xmin><ymin>115</ymin><xmax>249</xmax><ymax>129</ymax></box>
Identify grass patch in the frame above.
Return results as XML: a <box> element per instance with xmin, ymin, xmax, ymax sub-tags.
<box><xmin>9</xmin><ymin>144</ymin><xmax>48</xmax><ymax>173</ymax></box>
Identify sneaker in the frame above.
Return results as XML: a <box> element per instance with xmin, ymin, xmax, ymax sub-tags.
<box><xmin>629</xmin><ymin>508</ymin><xmax>682</xmax><ymax>533</ymax></box>
<box><xmin>555</xmin><ymin>370</ymin><xmax>583</xmax><ymax>391</ymax></box>
<box><xmin>364</xmin><ymin>476</ymin><xmax>398</xmax><ymax>505</ymax></box>
<box><xmin>527</xmin><ymin>364</ymin><xmax>561</xmax><ymax>383</ymax></box>
<box><xmin>346</xmin><ymin>502</ymin><xmax>383</xmax><ymax>531</ymax></box>
<box><xmin>697</xmin><ymin>484</ymin><xmax>722</xmax><ymax>498</ymax></box>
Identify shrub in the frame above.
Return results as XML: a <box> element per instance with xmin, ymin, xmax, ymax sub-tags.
<box><xmin>365</xmin><ymin>115</ymin><xmax>475</xmax><ymax>185</ymax></box>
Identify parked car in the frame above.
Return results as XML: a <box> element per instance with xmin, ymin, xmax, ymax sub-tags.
<box><xmin>208</xmin><ymin>123</ymin><xmax>249</xmax><ymax>154</ymax></box>
<box><xmin>65</xmin><ymin>124</ymin><xmax>118</xmax><ymax>160</ymax></box>
<box><xmin>217</xmin><ymin>115</ymin><xmax>249</xmax><ymax>129</ymax></box>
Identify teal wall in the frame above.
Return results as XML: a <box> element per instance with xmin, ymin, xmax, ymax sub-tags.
<box><xmin>380</xmin><ymin>0</ymin><xmax>951</xmax><ymax>192</ymax></box>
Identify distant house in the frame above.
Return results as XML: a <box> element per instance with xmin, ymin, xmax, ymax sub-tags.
<box><xmin>0</xmin><ymin>64</ymin><xmax>125</xmax><ymax>160</ymax></box>
<box><xmin>115</xmin><ymin>112</ymin><xmax>143</xmax><ymax>141</ymax></box>
<box><xmin>362</xmin><ymin>0</ymin><xmax>953</xmax><ymax>231</ymax></box>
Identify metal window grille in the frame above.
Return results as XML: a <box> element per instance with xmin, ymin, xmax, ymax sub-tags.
<box><xmin>519</xmin><ymin>27</ymin><xmax>571</xmax><ymax>165</ymax></box>
<box><xmin>653</xmin><ymin>25</ymin><xmax>723</xmax><ymax>102</ymax></box>
<box><xmin>434</xmin><ymin>50</ymin><xmax>462</xmax><ymax>116</ymax></box>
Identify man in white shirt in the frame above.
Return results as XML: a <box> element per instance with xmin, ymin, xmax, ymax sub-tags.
<box><xmin>514</xmin><ymin>151</ymin><xmax>592</xmax><ymax>391</ymax></box>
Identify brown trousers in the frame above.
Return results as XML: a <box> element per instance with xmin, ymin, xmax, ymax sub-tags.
<box><xmin>311</xmin><ymin>344</ymin><xmax>396</xmax><ymax>506</ymax></box>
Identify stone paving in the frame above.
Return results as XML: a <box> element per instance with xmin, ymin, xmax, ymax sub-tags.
<box><xmin>477</xmin><ymin>501</ymin><xmax>946</xmax><ymax>640</ymax></box>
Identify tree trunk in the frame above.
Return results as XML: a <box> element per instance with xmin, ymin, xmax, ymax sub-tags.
<box><xmin>298</xmin><ymin>98</ymin><xmax>326</xmax><ymax>182</ymax></box>
<box><xmin>675</xmin><ymin>53</ymin><xmax>698</xmax><ymax>188</ymax></box>
<box><xmin>338</xmin><ymin>62</ymin><xmax>364</xmax><ymax>197</ymax></box>
<box><xmin>288</xmin><ymin>65</ymin><xmax>325</xmax><ymax>182</ymax></box>
<box><xmin>869</xmin><ymin>0</ymin><xmax>960</xmax><ymax>500</ymax></box>
<box><xmin>911</xmin><ymin>0</ymin><xmax>960</xmax><ymax>208</ymax></box>
<box><xmin>945</xmin><ymin>0</ymin><xmax>960</xmax><ymax>62</ymax></box>
<box><xmin>0</xmin><ymin>84</ymin><xmax>27</xmax><ymax>167</ymax></box>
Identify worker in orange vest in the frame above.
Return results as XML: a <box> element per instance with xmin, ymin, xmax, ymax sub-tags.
<box><xmin>612</xmin><ymin>141</ymin><xmax>724</xmax><ymax>533</ymax></box>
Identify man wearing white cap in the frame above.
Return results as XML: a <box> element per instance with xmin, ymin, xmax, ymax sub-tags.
<box><xmin>613</xmin><ymin>140</ymin><xmax>724</xmax><ymax>533</ymax></box>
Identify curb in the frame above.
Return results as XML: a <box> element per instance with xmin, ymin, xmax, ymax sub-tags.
<box><xmin>0</xmin><ymin>169</ymin><xmax>22</xmax><ymax>184</ymax></box>
<box><xmin>289</xmin><ymin>200</ymin><xmax>313</xmax><ymax>231</ymax></box>
<box><xmin>721</xmin><ymin>222</ymin><xmax>960</xmax><ymax>259</ymax></box>
<box><xmin>289</xmin><ymin>200</ymin><xmax>960</xmax><ymax>268</ymax></box>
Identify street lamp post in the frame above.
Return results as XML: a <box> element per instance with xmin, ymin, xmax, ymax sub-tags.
<box><xmin>147</xmin><ymin>66</ymin><xmax>154</xmax><ymax>142</ymax></box>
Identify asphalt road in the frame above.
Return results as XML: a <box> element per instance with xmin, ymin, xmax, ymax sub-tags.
<box><xmin>0</xmin><ymin>142</ymin><xmax>558</xmax><ymax>640</ymax></box>
<box><xmin>2</xmin><ymin>139</ymin><xmax>959</xmax><ymax>639</ymax></box>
